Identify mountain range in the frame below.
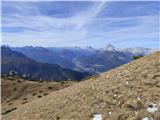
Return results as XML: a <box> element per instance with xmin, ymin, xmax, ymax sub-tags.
<box><xmin>11</xmin><ymin>44</ymin><xmax>154</xmax><ymax>74</ymax></box>
<box><xmin>1</xmin><ymin>46</ymin><xmax>89</xmax><ymax>81</ymax></box>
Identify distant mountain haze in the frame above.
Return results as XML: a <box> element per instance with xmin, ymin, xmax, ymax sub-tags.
<box><xmin>10</xmin><ymin>44</ymin><xmax>154</xmax><ymax>74</ymax></box>
<box><xmin>1</xmin><ymin>46</ymin><xmax>89</xmax><ymax>81</ymax></box>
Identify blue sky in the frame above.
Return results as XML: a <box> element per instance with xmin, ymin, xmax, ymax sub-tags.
<box><xmin>1</xmin><ymin>1</ymin><xmax>160</xmax><ymax>48</ymax></box>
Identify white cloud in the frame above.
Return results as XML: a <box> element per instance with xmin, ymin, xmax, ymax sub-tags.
<box><xmin>2</xmin><ymin>1</ymin><xmax>159</xmax><ymax>48</ymax></box>
<box><xmin>70</xmin><ymin>1</ymin><xmax>107</xmax><ymax>29</ymax></box>
<box><xmin>2</xmin><ymin>1</ymin><xmax>108</xmax><ymax>46</ymax></box>
<box><xmin>2</xmin><ymin>1</ymin><xmax>107</xmax><ymax>30</ymax></box>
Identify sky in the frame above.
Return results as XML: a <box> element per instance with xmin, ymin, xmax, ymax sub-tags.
<box><xmin>1</xmin><ymin>1</ymin><xmax>160</xmax><ymax>48</ymax></box>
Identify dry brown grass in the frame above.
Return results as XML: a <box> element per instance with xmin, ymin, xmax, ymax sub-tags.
<box><xmin>1</xmin><ymin>52</ymin><xmax>160</xmax><ymax>120</ymax></box>
<box><xmin>1</xmin><ymin>77</ymin><xmax>74</xmax><ymax>117</ymax></box>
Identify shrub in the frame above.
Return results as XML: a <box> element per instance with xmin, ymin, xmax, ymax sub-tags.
<box><xmin>22</xmin><ymin>98</ymin><xmax>28</xmax><ymax>100</ymax></box>
<box><xmin>39</xmin><ymin>90</ymin><xmax>43</xmax><ymax>93</ymax></box>
<box><xmin>2</xmin><ymin>107</ymin><xmax>17</xmax><ymax>115</ymax></box>
<box><xmin>133</xmin><ymin>55</ymin><xmax>143</xmax><ymax>60</ymax></box>
<box><xmin>38</xmin><ymin>95</ymin><xmax>42</xmax><ymax>98</ymax></box>
<box><xmin>22</xmin><ymin>101</ymin><xmax>28</xmax><ymax>104</ymax></box>
<box><xmin>17</xmin><ymin>80</ymin><xmax>22</xmax><ymax>83</ymax></box>
<box><xmin>43</xmin><ymin>93</ymin><xmax>48</xmax><ymax>96</ymax></box>
<box><xmin>48</xmin><ymin>87</ymin><xmax>53</xmax><ymax>89</ymax></box>
<box><xmin>13</xmin><ymin>88</ymin><xmax>17</xmax><ymax>91</ymax></box>
<box><xmin>8</xmin><ymin>102</ymin><xmax>12</xmax><ymax>105</ymax></box>
<box><xmin>32</xmin><ymin>92</ymin><xmax>36</xmax><ymax>96</ymax></box>
<box><xmin>60</xmin><ymin>81</ymin><xmax>65</xmax><ymax>84</ymax></box>
<box><xmin>56</xmin><ymin>116</ymin><xmax>60</xmax><ymax>120</ymax></box>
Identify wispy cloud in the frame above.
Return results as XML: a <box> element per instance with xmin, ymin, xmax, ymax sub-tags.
<box><xmin>69</xmin><ymin>1</ymin><xmax>107</xmax><ymax>29</ymax></box>
<box><xmin>2</xmin><ymin>1</ymin><xmax>107</xmax><ymax>29</ymax></box>
<box><xmin>1</xmin><ymin>1</ymin><xmax>160</xmax><ymax>48</ymax></box>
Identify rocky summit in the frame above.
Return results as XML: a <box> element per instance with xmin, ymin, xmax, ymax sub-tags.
<box><xmin>2</xmin><ymin>52</ymin><xmax>160</xmax><ymax>120</ymax></box>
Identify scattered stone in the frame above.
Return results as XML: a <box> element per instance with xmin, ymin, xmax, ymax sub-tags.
<box><xmin>108</xmin><ymin>111</ymin><xmax>112</xmax><ymax>116</ymax></box>
<box><xmin>113</xmin><ymin>94</ymin><xmax>117</xmax><ymax>97</ymax></box>
<box><xmin>134</xmin><ymin>111</ymin><xmax>138</xmax><ymax>115</ymax></box>
<box><xmin>63</xmin><ymin>100</ymin><xmax>68</xmax><ymax>104</ymax></box>
<box><xmin>92</xmin><ymin>113</ymin><xmax>102</xmax><ymax>120</ymax></box>
<box><xmin>147</xmin><ymin>103</ymin><xmax>158</xmax><ymax>113</ymax></box>
<box><xmin>142</xmin><ymin>117</ymin><xmax>154</xmax><ymax>120</ymax></box>
<box><xmin>125</xmin><ymin>81</ymin><xmax>129</xmax><ymax>85</ymax></box>
<box><xmin>118</xmin><ymin>101</ymin><xmax>121</xmax><ymax>105</ymax></box>
<box><xmin>137</xmin><ymin>96</ymin><xmax>141</xmax><ymax>101</ymax></box>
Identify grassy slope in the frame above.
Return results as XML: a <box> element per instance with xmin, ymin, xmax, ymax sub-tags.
<box><xmin>2</xmin><ymin>52</ymin><xmax>160</xmax><ymax>120</ymax></box>
<box><xmin>1</xmin><ymin>76</ymin><xmax>74</xmax><ymax>116</ymax></box>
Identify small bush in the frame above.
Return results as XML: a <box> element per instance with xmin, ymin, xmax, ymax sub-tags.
<box><xmin>38</xmin><ymin>95</ymin><xmax>42</xmax><ymax>98</ymax></box>
<box><xmin>43</xmin><ymin>93</ymin><xmax>48</xmax><ymax>96</ymax></box>
<box><xmin>48</xmin><ymin>87</ymin><xmax>53</xmax><ymax>89</ymax></box>
<box><xmin>38</xmin><ymin>80</ymin><xmax>44</xmax><ymax>82</ymax></box>
<box><xmin>32</xmin><ymin>92</ymin><xmax>36</xmax><ymax>96</ymax></box>
<box><xmin>153</xmin><ymin>74</ymin><xmax>160</xmax><ymax>79</ymax></box>
<box><xmin>60</xmin><ymin>81</ymin><xmax>65</xmax><ymax>84</ymax></box>
<box><xmin>22</xmin><ymin>98</ymin><xmax>28</xmax><ymax>100</ymax></box>
<box><xmin>133</xmin><ymin>55</ymin><xmax>143</xmax><ymax>60</ymax></box>
<box><xmin>2</xmin><ymin>107</ymin><xmax>17</xmax><ymax>115</ymax></box>
<box><xmin>13</xmin><ymin>88</ymin><xmax>17</xmax><ymax>91</ymax></box>
<box><xmin>17</xmin><ymin>80</ymin><xmax>22</xmax><ymax>83</ymax></box>
<box><xmin>22</xmin><ymin>101</ymin><xmax>28</xmax><ymax>104</ymax></box>
<box><xmin>8</xmin><ymin>102</ymin><xmax>12</xmax><ymax>105</ymax></box>
<box><xmin>39</xmin><ymin>90</ymin><xmax>43</xmax><ymax>93</ymax></box>
<box><xmin>13</xmin><ymin>97</ymin><xmax>17</xmax><ymax>100</ymax></box>
<box><xmin>56</xmin><ymin>116</ymin><xmax>60</xmax><ymax>120</ymax></box>
<box><xmin>6</xmin><ymin>100</ymin><xmax>10</xmax><ymax>103</ymax></box>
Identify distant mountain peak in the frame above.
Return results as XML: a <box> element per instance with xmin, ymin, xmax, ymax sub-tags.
<box><xmin>85</xmin><ymin>46</ymin><xmax>94</xmax><ymax>50</ymax></box>
<box><xmin>106</xmin><ymin>43</ymin><xmax>115</xmax><ymax>49</ymax></box>
<box><xmin>101</xmin><ymin>43</ymin><xmax>117</xmax><ymax>51</ymax></box>
<box><xmin>107</xmin><ymin>43</ymin><xmax>114</xmax><ymax>47</ymax></box>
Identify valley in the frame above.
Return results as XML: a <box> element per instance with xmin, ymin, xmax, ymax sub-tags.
<box><xmin>11</xmin><ymin>44</ymin><xmax>154</xmax><ymax>74</ymax></box>
<box><xmin>1</xmin><ymin>46</ymin><xmax>89</xmax><ymax>81</ymax></box>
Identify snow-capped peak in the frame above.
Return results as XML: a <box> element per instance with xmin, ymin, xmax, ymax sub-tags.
<box><xmin>102</xmin><ymin>44</ymin><xmax>117</xmax><ymax>51</ymax></box>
